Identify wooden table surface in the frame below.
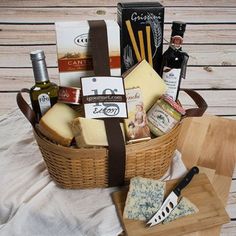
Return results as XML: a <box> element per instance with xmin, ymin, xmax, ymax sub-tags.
<box><xmin>0</xmin><ymin>0</ymin><xmax>236</xmax><ymax>235</ymax></box>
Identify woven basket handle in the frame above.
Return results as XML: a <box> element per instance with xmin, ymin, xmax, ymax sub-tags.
<box><xmin>16</xmin><ymin>88</ymin><xmax>207</xmax><ymax>122</ymax></box>
<box><xmin>181</xmin><ymin>89</ymin><xmax>208</xmax><ymax>117</ymax></box>
<box><xmin>16</xmin><ymin>88</ymin><xmax>36</xmax><ymax>127</ymax></box>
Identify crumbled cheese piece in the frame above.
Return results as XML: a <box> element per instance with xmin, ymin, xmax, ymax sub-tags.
<box><xmin>163</xmin><ymin>196</ymin><xmax>199</xmax><ymax>224</ymax></box>
<box><xmin>123</xmin><ymin>176</ymin><xmax>165</xmax><ymax>221</ymax></box>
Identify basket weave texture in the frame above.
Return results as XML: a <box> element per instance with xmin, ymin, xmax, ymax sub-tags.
<box><xmin>34</xmin><ymin>123</ymin><xmax>181</xmax><ymax>189</ymax></box>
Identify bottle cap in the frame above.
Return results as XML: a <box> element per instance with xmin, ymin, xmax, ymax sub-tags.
<box><xmin>30</xmin><ymin>50</ymin><xmax>49</xmax><ymax>83</ymax></box>
<box><xmin>30</xmin><ymin>50</ymin><xmax>45</xmax><ymax>61</ymax></box>
<box><xmin>162</xmin><ymin>95</ymin><xmax>186</xmax><ymax>115</ymax></box>
<box><xmin>172</xmin><ymin>21</ymin><xmax>186</xmax><ymax>33</ymax></box>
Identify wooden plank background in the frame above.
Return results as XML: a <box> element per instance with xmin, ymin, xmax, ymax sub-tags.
<box><xmin>0</xmin><ymin>1</ymin><xmax>236</xmax><ymax>234</ymax></box>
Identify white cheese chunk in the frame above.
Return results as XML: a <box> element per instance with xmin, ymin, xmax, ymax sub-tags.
<box><xmin>123</xmin><ymin>176</ymin><xmax>165</xmax><ymax>221</ymax></box>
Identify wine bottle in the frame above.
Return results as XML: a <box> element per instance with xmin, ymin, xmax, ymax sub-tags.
<box><xmin>30</xmin><ymin>50</ymin><xmax>58</xmax><ymax>122</ymax></box>
<box><xmin>161</xmin><ymin>21</ymin><xmax>189</xmax><ymax>101</ymax></box>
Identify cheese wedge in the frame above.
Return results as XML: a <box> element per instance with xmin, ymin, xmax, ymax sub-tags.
<box><xmin>38</xmin><ymin>103</ymin><xmax>78</xmax><ymax>146</ymax></box>
<box><xmin>124</xmin><ymin>60</ymin><xmax>167</xmax><ymax>110</ymax></box>
<box><xmin>123</xmin><ymin>176</ymin><xmax>165</xmax><ymax>221</ymax></box>
<box><xmin>163</xmin><ymin>196</ymin><xmax>199</xmax><ymax>224</ymax></box>
<box><xmin>71</xmin><ymin>117</ymin><xmax>125</xmax><ymax>147</ymax></box>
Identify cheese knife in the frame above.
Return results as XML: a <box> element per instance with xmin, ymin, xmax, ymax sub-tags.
<box><xmin>146</xmin><ymin>166</ymin><xmax>199</xmax><ymax>227</ymax></box>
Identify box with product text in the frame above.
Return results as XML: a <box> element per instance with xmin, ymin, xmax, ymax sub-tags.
<box><xmin>117</xmin><ymin>2</ymin><xmax>164</xmax><ymax>75</ymax></box>
<box><xmin>55</xmin><ymin>20</ymin><xmax>121</xmax><ymax>87</ymax></box>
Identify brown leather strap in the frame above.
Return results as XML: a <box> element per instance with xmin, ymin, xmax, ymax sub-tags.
<box><xmin>16</xmin><ymin>88</ymin><xmax>36</xmax><ymax>127</ymax></box>
<box><xmin>88</xmin><ymin>20</ymin><xmax>110</xmax><ymax>76</ymax></box>
<box><xmin>104</xmin><ymin>118</ymin><xmax>126</xmax><ymax>186</ymax></box>
<box><xmin>182</xmin><ymin>89</ymin><xmax>208</xmax><ymax>117</ymax></box>
<box><xmin>88</xmin><ymin>20</ymin><xmax>126</xmax><ymax>187</ymax></box>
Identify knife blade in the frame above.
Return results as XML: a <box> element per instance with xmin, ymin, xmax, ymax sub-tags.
<box><xmin>146</xmin><ymin>166</ymin><xmax>199</xmax><ymax>227</ymax></box>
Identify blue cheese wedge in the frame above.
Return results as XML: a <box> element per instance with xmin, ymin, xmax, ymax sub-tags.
<box><xmin>163</xmin><ymin>196</ymin><xmax>199</xmax><ymax>224</ymax></box>
<box><xmin>123</xmin><ymin>177</ymin><xmax>165</xmax><ymax>221</ymax></box>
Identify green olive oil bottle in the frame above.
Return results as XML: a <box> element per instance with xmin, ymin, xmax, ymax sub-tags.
<box><xmin>30</xmin><ymin>50</ymin><xmax>58</xmax><ymax>122</ymax></box>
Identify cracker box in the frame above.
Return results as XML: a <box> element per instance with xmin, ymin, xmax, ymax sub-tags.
<box><xmin>55</xmin><ymin>20</ymin><xmax>121</xmax><ymax>87</ymax></box>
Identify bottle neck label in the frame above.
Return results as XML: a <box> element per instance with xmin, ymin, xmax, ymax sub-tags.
<box><xmin>38</xmin><ymin>93</ymin><xmax>51</xmax><ymax>116</ymax></box>
<box><xmin>170</xmin><ymin>35</ymin><xmax>183</xmax><ymax>49</ymax></box>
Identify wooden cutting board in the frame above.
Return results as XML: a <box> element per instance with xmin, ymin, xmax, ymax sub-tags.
<box><xmin>176</xmin><ymin>116</ymin><xmax>236</xmax><ymax>236</ymax></box>
<box><xmin>112</xmin><ymin>173</ymin><xmax>230</xmax><ymax>236</ymax></box>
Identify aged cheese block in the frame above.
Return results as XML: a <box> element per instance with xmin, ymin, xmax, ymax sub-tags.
<box><xmin>71</xmin><ymin>117</ymin><xmax>125</xmax><ymax>147</ymax></box>
<box><xmin>124</xmin><ymin>60</ymin><xmax>167</xmax><ymax>110</ymax></box>
<box><xmin>38</xmin><ymin>103</ymin><xmax>78</xmax><ymax>146</ymax></box>
<box><xmin>163</xmin><ymin>196</ymin><xmax>199</xmax><ymax>224</ymax></box>
<box><xmin>123</xmin><ymin>176</ymin><xmax>165</xmax><ymax>221</ymax></box>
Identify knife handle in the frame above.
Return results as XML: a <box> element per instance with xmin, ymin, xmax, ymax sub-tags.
<box><xmin>173</xmin><ymin>166</ymin><xmax>199</xmax><ymax>197</ymax></box>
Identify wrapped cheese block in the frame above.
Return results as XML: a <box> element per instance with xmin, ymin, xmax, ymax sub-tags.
<box><xmin>71</xmin><ymin>117</ymin><xmax>125</xmax><ymax>148</ymax></box>
<box><xmin>38</xmin><ymin>103</ymin><xmax>78</xmax><ymax>146</ymax></box>
<box><xmin>124</xmin><ymin>60</ymin><xmax>167</xmax><ymax>110</ymax></box>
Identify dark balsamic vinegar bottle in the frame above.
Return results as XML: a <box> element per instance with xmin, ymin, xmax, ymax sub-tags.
<box><xmin>161</xmin><ymin>21</ymin><xmax>189</xmax><ymax>101</ymax></box>
<box><xmin>30</xmin><ymin>50</ymin><xmax>58</xmax><ymax>122</ymax></box>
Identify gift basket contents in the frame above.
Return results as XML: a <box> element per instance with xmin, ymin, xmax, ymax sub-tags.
<box><xmin>17</xmin><ymin>1</ymin><xmax>208</xmax><ymax>189</ymax></box>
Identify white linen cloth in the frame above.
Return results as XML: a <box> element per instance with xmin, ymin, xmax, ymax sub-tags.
<box><xmin>0</xmin><ymin>109</ymin><xmax>187</xmax><ymax>236</ymax></box>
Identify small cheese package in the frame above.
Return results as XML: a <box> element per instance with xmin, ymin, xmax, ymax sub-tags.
<box><xmin>55</xmin><ymin>20</ymin><xmax>121</xmax><ymax>87</ymax></box>
<box><xmin>125</xmin><ymin>87</ymin><xmax>151</xmax><ymax>143</ymax></box>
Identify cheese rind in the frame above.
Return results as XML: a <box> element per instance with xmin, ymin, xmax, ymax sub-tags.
<box><xmin>38</xmin><ymin>103</ymin><xmax>78</xmax><ymax>146</ymax></box>
<box><xmin>163</xmin><ymin>196</ymin><xmax>199</xmax><ymax>224</ymax></box>
<box><xmin>71</xmin><ymin>117</ymin><xmax>125</xmax><ymax>147</ymax></box>
<box><xmin>123</xmin><ymin>177</ymin><xmax>165</xmax><ymax>221</ymax></box>
<box><xmin>124</xmin><ymin>60</ymin><xmax>167</xmax><ymax>110</ymax></box>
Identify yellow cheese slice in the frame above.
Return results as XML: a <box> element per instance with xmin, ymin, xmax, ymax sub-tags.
<box><xmin>124</xmin><ymin>60</ymin><xmax>167</xmax><ymax>110</ymax></box>
<box><xmin>38</xmin><ymin>103</ymin><xmax>78</xmax><ymax>146</ymax></box>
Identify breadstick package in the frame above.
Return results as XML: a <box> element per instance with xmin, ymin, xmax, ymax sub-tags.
<box><xmin>117</xmin><ymin>2</ymin><xmax>164</xmax><ymax>75</ymax></box>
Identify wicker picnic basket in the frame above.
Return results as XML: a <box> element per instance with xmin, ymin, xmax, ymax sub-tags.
<box><xmin>17</xmin><ymin>88</ymin><xmax>207</xmax><ymax>189</ymax></box>
<box><xmin>34</xmin><ymin>120</ymin><xmax>181</xmax><ymax>188</ymax></box>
